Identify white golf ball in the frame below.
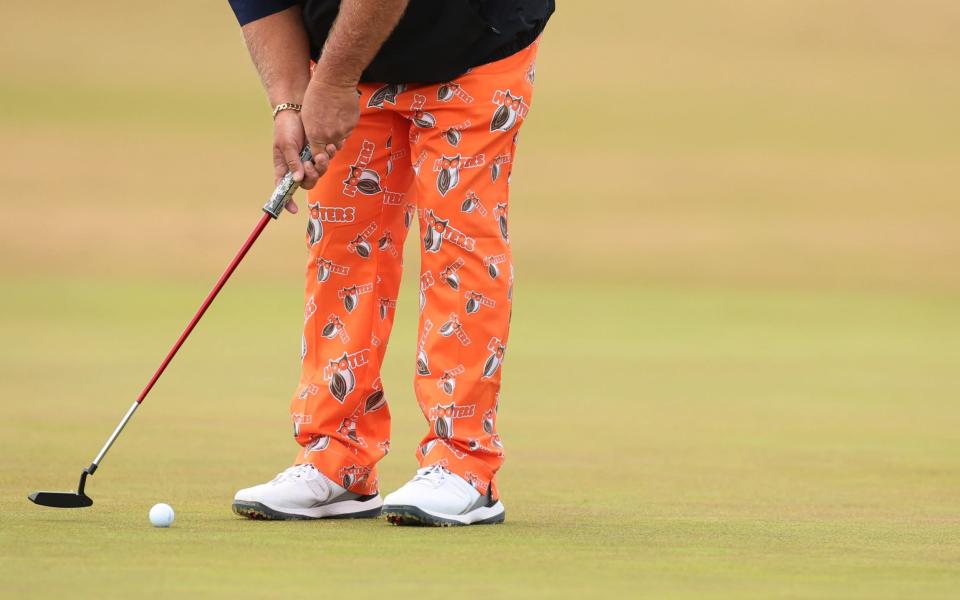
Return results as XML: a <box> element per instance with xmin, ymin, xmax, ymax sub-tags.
<box><xmin>149</xmin><ymin>503</ymin><xmax>175</xmax><ymax>528</ymax></box>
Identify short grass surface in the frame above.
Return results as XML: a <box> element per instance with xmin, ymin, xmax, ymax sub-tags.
<box><xmin>2</xmin><ymin>279</ymin><xmax>958</xmax><ymax>597</ymax></box>
<box><xmin>2</xmin><ymin>0</ymin><xmax>960</xmax><ymax>597</ymax></box>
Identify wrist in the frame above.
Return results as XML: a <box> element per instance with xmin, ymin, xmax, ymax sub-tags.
<box><xmin>311</xmin><ymin>59</ymin><xmax>361</xmax><ymax>90</ymax></box>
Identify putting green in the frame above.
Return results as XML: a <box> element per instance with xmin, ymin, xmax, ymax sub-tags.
<box><xmin>2</xmin><ymin>0</ymin><xmax>960</xmax><ymax>597</ymax></box>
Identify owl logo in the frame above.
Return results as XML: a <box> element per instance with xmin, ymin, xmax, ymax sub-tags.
<box><xmin>433</xmin><ymin>403</ymin><xmax>457</xmax><ymax>439</ymax></box>
<box><xmin>317</xmin><ymin>258</ymin><xmax>334</xmax><ymax>282</ymax></box>
<box><xmin>437</xmin><ymin>82</ymin><xmax>458</xmax><ymax>102</ymax></box>
<box><xmin>436</xmin><ymin>155</ymin><xmax>461</xmax><ymax>196</ymax></box>
<box><xmin>343</xmin><ymin>165</ymin><xmax>382</xmax><ymax>196</ymax></box>
<box><xmin>412</xmin><ymin>108</ymin><xmax>437</xmax><ymax>129</ymax></box>
<box><xmin>440</xmin><ymin>265</ymin><xmax>460</xmax><ymax>290</ymax></box>
<box><xmin>443</xmin><ymin>126</ymin><xmax>462</xmax><ymax>147</ymax></box>
<box><xmin>403</xmin><ymin>203</ymin><xmax>417</xmax><ymax>229</ymax></box>
<box><xmin>328</xmin><ymin>352</ymin><xmax>356</xmax><ymax>403</ymax></box>
<box><xmin>491</xmin><ymin>91</ymin><xmax>524</xmax><ymax>132</ymax></box>
<box><xmin>416</xmin><ymin>348</ymin><xmax>431</xmax><ymax>376</ymax></box>
<box><xmin>341</xmin><ymin>285</ymin><xmax>360</xmax><ymax>313</ymax></box>
<box><xmin>338</xmin><ymin>464</ymin><xmax>370</xmax><ymax>490</ymax></box>
<box><xmin>494</xmin><ymin>203</ymin><xmax>508</xmax><ymax>241</ymax></box>
<box><xmin>482</xmin><ymin>342</ymin><xmax>506</xmax><ymax>378</ymax></box>
<box><xmin>438</xmin><ymin>371</ymin><xmax>457</xmax><ymax>396</ymax></box>
<box><xmin>482</xmin><ymin>409</ymin><xmax>496</xmax><ymax>434</ymax></box>
<box><xmin>422</xmin><ymin>209</ymin><xmax>448</xmax><ymax>253</ymax></box>
<box><xmin>421</xmin><ymin>439</ymin><xmax>438</xmax><ymax>457</ymax></box>
<box><xmin>306</xmin><ymin>203</ymin><xmax>323</xmax><ymax>245</ymax></box>
<box><xmin>364</xmin><ymin>389</ymin><xmax>386</xmax><ymax>413</ymax></box>
<box><xmin>367</xmin><ymin>83</ymin><xmax>406</xmax><ymax>108</ymax></box>
<box><xmin>465</xmin><ymin>291</ymin><xmax>485</xmax><ymax>314</ymax></box>
<box><xmin>438</xmin><ymin>315</ymin><xmax>462</xmax><ymax>338</ymax></box>
<box><xmin>320</xmin><ymin>314</ymin><xmax>344</xmax><ymax>339</ymax></box>
<box><xmin>305</xmin><ymin>435</ymin><xmax>330</xmax><ymax>454</ymax></box>
<box><xmin>348</xmin><ymin>234</ymin><xmax>371</xmax><ymax>258</ymax></box>
<box><xmin>336</xmin><ymin>415</ymin><xmax>360</xmax><ymax>443</ymax></box>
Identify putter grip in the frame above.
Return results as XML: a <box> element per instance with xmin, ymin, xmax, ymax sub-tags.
<box><xmin>262</xmin><ymin>146</ymin><xmax>313</xmax><ymax>218</ymax></box>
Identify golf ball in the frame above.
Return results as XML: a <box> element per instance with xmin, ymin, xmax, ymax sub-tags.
<box><xmin>149</xmin><ymin>503</ymin><xmax>175</xmax><ymax>528</ymax></box>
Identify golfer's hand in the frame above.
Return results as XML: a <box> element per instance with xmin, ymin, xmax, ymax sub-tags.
<box><xmin>273</xmin><ymin>110</ymin><xmax>325</xmax><ymax>213</ymax></box>
<box><xmin>301</xmin><ymin>73</ymin><xmax>359</xmax><ymax>173</ymax></box>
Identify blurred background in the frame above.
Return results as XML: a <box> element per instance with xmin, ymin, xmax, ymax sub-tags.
<box><xmin>1</xmin><ymin>1</ymin><xmax>958</xmax><ymax>597</ymax></box>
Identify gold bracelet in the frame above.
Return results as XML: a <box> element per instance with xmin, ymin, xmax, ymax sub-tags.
<box><xmin>272</xmin><ymin>102</ymin><xmax>302</xmax><ymax>119</ymax></box>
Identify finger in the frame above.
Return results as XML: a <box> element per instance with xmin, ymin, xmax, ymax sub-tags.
<box><xmin>324</xmin><ymin>143</ymin><xmax>338</xmax><ymax>160</ymax></box>
<box><xmin>335</xmin><ymin>139</ymin><xmax>346</xmax><ymax>151</ymax></box>
<box><xmin>273</xmin><ymin>148</ymin><xmax>287</xmax><ymax>185</ymax></box>
<box><xmin>281</xmin><ymin>143</ymin><xmax>304</xmax><ymax>183</ymax></box>
<box><xmin>285</xmin><ymin>198</ymin><xmax>299</xmax><ymax>214</ymax></box>
<box><xmin>301</xmin><ymin>160</ymin><xmax>320</xmax><ymax>190</ymax></box>
<box><xmin>312</xmin><ymin>152</ymin><xmax>331</xmax><ymax>178</ymax></box>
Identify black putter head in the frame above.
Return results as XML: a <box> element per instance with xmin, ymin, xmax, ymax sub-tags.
<box><xmin>28</xmin><ymin>467</ymin><xmax>94</xmax><ymax>508</ymax></box>
<box><xmin>28</xmin><ymin>491</ymin><xmax>93</xmax><ymax>508</ymax></box>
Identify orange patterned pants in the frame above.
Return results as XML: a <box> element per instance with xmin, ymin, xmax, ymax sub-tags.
<box><xmin>290</xmin><ymin>41</ymin><xmax>538</xmax><ymax>500</ymax></box>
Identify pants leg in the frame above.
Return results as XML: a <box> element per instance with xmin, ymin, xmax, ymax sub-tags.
<box><xmin>394</xmin><ymin>41</ymin><xmax>540</xmax><ymax>499</ymax></box>
<box><xmin>290</xmin><ymin>107</ymin><xmax>412</xmax><ymax>495</ymax></box>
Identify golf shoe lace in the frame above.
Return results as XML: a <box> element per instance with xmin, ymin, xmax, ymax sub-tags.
<box><xmin>412</xmin><ymin>464</ymin><xmax>451</xmax><ymax>488</ymax></box>
<box><xmin>271</xmin><ymin>464</ymin><xmax>322</xmax><ymax>485</ymax></box>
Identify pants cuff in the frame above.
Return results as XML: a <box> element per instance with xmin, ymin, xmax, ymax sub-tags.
<box><xmin>295</xmin><ymin>436</ymin><xmax>380</xmax><ymax>496</ymax></box>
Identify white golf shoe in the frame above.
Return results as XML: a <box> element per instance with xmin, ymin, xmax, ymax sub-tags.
<box><xmin>382</xmin><ymin>465</ymin><xmax>505</xmax><ymax>526</ymax></box>
<box><xmin>232</xmin><ymin>464</ymin><xmax>382</xmax><ymax>520</ymax></box>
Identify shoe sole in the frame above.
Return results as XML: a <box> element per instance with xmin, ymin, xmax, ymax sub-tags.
<box><xmin>232</xmin><ymin>500</ymin><xmax>382</xmax><ymax>521</ymax></box>
<box><xmin>382</xmin><ymin>504</ymin><xmax>505</xmax><ymax>527</ymax></box>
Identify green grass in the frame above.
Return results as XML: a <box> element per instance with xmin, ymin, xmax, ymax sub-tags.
<box><xmin>1</xmin><ymin>278</ymin><xmax>958</xmax><ymax>597</ymax></box>
<box><xmin>2</xmin><ymin>0</ymin><xmax>960</xmax><ymax>597</ymax></box>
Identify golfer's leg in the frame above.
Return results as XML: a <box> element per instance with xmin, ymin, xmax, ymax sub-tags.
<box><xmin>407</xmin><ymin>41</ymin><xmax>539</xmax><ymax>501</ymax></box>
<box><xmin>290</xmin><ymin>104</ymin><xmax>412</xmax><ymax>494</ymax></box>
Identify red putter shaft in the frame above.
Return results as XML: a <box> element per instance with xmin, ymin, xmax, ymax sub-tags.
<box><xmin>136</xmin><ymin>212</ymin><xmax>272</xmax><ymax>404</ymax></box>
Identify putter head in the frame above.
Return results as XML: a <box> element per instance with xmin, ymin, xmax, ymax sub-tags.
<box><xmin>28</xmin><ymin>466</ymin><xmax>95</xmax><ymax>508</ymax></box>
<box><xmin>28</xmin><ymin>491</ymin><xmax>93</xmax><ymax>508</ymax></box>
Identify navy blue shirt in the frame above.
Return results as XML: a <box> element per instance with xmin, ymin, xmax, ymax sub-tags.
<box><xmin>228</xmin><ymin>0</ymin><xmax>553</xmax><ymax>84</ymax></box>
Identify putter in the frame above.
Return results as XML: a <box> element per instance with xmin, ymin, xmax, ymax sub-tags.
<box><xmin>28</xmin><ymin>147</ymin><xmax>313</xmax><ymax>508</ymax></box>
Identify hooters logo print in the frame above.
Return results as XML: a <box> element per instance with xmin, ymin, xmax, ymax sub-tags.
<box><xmin>416</xmin><ymin>319</ymin><xmax>433</xmax><ymax>376</ymax></box>
<box><xmin>305</xmin><ymin>435</ymin><xmax>329</xmax><ymax>454</ymax></box>
<box><xmin>324</xmin><ymin>348</ymin><xmax>370</xmax><ymax>403</ymax></box>
<box><xmin>430</xmin><ymin>402</ymin><xmax>476</xmax><ymax>439</ymax></box>
<box><xmin>439</xmin><ymin>313</ymin><xmax>471</xmax><ymax>346</ymax></box>
<box><xmin>437</xmin><ymin>82</ymin><xmax>474</xmax><ymax>103</ymax></box>
<box><xmin>482</xmin><ymin>409</ymin><xmax>496</xmax><ymax>434</ymax></box>
<box><xmin>316</xmin><ymin>257</ymin><xmax>349</xmax><ymax>283</ymax></box>
<box><xmin>410</xmin><ymin>94</ymin><xmax>436</xmax><ymax>128</ymax></box>
<box><xmin>494</xmin><ymin>202</ymin><xmax>509</xmax><ymax>241</ymax></box>
<box><xmin>342</xmin><ymin>141</ymin><xmax>379</xmax><ymax>197</ymax></box>
<box><xmin>306</xmin><ymin>203</ymin><xmax>323</xmax><ymax>245</ymax></box>
<box><xmin>440</xmin><ymin>258</ymin><xmax>465</xmax><ymax>290</ymax></box>
<box><xmin>433</xmin><ymin>153</ymin><xmax>484</xmax><ymax>197</ymax></box>
<box><xmin>338</xmin><ymin>464</ymin><xmax>371</xmax><ymax>489</ymax></box>
<box><xmin>465</xmin><ymin>290</ymin><xmax>495</xmax><ymax>314</ymax></box>
<box><xmin>338</xmin><ymin>283</ymin><xmax>373</xmax><ymax>313</ymax></box>
<box><xmin>483</xmin><ymin>337</ymin><xmax>506</xmax><ymax>378</ymax></box>
<box><xmin>327</xmin><ymin>353</ymin><xmax>356</xmax><ymax>403</ymax></box>
<box><xmin>344</xmin><ymin>166</ymin><xmax>381</xmax><ymax>196</ymax></box>
<box><xmin>442</xmin><ymin>119</ymin><xmax>471</xmax><ymax>147</ymax></box>
<box><xmin>347</xmin><ymin>222</ymin><xmax>378</xmax><ymax>258</ymax></box>
<box><xmin>367</xmin><ymin>83</ymin><xmax>406</xmax><ymax>108</ymax></box>
<box><xmin>337</xmin><ymin>411</ymin><xmax>365</xmax><ymax>447</ymax></box>
<box><xmin>437</xmin><ymin>364</ymin><xmax>465</xmax><ymax>396</ymax></box>
<box><xmin>320</xmin><ymin>314</ymin><xmax>350</xmax><ymax>343</ymax></box>
<box><xmin>490</xmin><ymin>89</ymin><xmax>529</xmax><ymax>132</ymax></box>
<box><xmin>364</xmin><ymin>379</ymin><xmax>386</xmax><ymax>414</ymax></box>
<box><xmin>435</xmin><ymin>155</ymin><xmax>460</xmax><ymax>196</ymax></box>
<box><xmin>422</xmin><ymin>209</ymin><xmax>447</xmax><ymax>253</ymax></box>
